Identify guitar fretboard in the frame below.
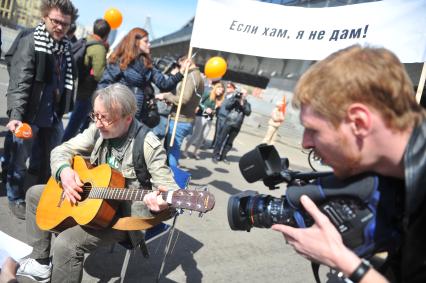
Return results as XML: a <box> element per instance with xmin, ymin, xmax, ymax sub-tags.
<box><xmin>87</xmin><ymin>187</ymin><xmax>162</xmax><ymax>201</ymax></box>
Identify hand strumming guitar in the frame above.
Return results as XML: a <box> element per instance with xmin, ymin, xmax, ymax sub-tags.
<box><xmin>60</xmin><ymin>167</ymin><xmax>84</xmax><ymax>204</ymax></box>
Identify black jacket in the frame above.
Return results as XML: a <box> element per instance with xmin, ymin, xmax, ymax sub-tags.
<box><xmin>6</xmin><ymin>32</ymin><xmax>75</xmax><ymax>122</ymax></box>
<box><xmin>223</xmin><ymin>96</ymin><xmax>251</xmax><ymax>129</ymax></box>
<box><xmin>399</xmin><ymin>119</ymin><xmax>426</xmax><ymax>282</ymax></box>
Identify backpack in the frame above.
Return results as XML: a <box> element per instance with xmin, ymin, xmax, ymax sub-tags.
<box><xmin>139</xmin><ymin>84</ymin><xmax>160</xmax><ymax>128</ymax></box>
<box><xmin>5</xmin><ymin>28</ymin><xmax>35</xmax><ymax>73</ymax></box>
<box><xmin>132</xmin><ymin>124</ymin><xmax>153</xmax><ymax>187</ymax></box>
<box><xmin>71</xmin><ymin>38</ymin><xmax>102</xmax><ymax>82</ymax></box>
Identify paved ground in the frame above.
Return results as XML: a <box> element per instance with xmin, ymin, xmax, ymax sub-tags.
<box><xmin>0</xmin><ymin>64</ymin><xmax>341</xmax><ymax>283</ymax></box>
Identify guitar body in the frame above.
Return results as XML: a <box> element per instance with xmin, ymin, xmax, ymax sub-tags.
<box><xmin>36</xmin><ymin>156</ymin><xmax>125</xmax><ymax>232</ymax></box>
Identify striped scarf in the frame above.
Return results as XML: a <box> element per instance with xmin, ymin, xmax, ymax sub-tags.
<box><xmin>34</xmin><ymin>22</ymin><xmax>73</xmax><ymax>90</ymax></box>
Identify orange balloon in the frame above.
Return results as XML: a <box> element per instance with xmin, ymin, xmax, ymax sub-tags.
<box><xmin>204</xmin><ymin>56</ymin><xmax>227</xmax><ymax>79</ymax></box>
<box><xmin>104</xmin><ymin>8</ymin><xmax>123</xmax><ymax>30</ymax></box>
<box><xmin>14</xmin><ymin>123</ymin><xmax>32</xmax><ymax>139</ymax></box>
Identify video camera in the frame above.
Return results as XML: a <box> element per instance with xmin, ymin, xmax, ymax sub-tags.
<box><xmin>233</xmin><ymin>87</ymin><xmax>244</xmax><ymax>99</ymax></box>
<box><xmin>234</xmin><ymin>91</ymin><xmax>242</xmax><ymax>99</ymax></box>
<box><xmin>153</xmin><ymin>56</ymin><xmax>180</xmax><ymax>75</ymax></box>
<box><xmin>227</xmin><ymin>144</ymin><xmax>402</xmax><ymax>257</ymax></box>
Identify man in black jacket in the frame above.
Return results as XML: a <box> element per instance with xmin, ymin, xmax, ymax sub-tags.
<box><xmin>5</xmin><ymin>0</ymin><xmax>78</xmax><ymax>219</ymax></box>
<box><xmin>212</xmin><ymin>88</ymin><xmax>251</xmax><ymax>164</ymax></box>
<box><xmin>272</xmin><ymin>45</ymin><xmax>426</xmax><ymax>283</ymax></box>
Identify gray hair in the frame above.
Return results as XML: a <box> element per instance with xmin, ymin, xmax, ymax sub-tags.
<box><xmin>93</xmin><ymin>83</ymin><xmax>137</xmax><ymax>118</ymax></box>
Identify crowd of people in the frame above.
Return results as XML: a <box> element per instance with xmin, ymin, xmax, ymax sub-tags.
<box><xmin>1</xmin><ymin>0</ymin><xmax>259</xmax><ymax>221</ymax></box>
<box><xmin>1</xmin><ymin>0</ymin><xmax>425</xmax><ymax>283</ymax></box>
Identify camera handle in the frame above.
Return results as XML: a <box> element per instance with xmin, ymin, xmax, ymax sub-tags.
<box><xmin>263</xmin><ymin>169</ymin><xmax>332</xmax><ymax>190</ymax></box>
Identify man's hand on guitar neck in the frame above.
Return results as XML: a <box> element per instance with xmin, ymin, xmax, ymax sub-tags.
<box><xmin>60</xmin><ymin>167</ymin><xmax>84</xmax><ymax>204</ymax></box>
<box><xmin>143</xmin><ymin>186</ymin><xmax>169</xmax><ymax>213</ymax></box>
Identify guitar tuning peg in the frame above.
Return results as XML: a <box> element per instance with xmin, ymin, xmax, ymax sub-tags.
<box><xmin>198</xmin><ymin>212</ymin><xmax>203</xmax><ymax>218</ymax></box>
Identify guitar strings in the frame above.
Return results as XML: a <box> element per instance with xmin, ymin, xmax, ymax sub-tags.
<box><xmin>82</xmin><ymin>187</ymin><xmax>200</xmax><ymax>197</ymax></box>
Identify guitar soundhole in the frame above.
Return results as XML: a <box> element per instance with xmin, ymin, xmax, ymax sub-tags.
<box><xmin>80</xmin><ymin>182</ymin><xmax>92</xmax><ymax>201</ymax></box>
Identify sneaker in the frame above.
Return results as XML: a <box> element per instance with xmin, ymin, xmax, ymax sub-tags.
<box><xmin>9</xmin><ymin>201</ymin><xmax>26</xmax><ymax>220</ymax></box>
<box><xmin>212</xmin><ymin>157</ymin><xmax>219</xmax><ymax>164</ymax></box>
<box><xmin>17</xmin><ymin>258</ymin><xmax>51</xmax><ymax>283</ymax></box>
<box><xmin>222</xmin><ymin>158</ymin><xmax>230</xmax><ymax>165</ymax></box>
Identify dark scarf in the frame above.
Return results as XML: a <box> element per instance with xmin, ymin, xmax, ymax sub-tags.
<box><xmin>33</xmin><ymin>22</ymin><xmax>73</xmax><ymax>90</ymax></box>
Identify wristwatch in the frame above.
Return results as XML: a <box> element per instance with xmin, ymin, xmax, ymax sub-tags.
<box><xmin>348</xmin><ymin>258</ymin><xmax>372</xmax><ymax>283</ymax></box>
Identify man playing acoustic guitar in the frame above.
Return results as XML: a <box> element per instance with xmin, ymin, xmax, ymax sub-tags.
<box><xmin>18</xmin><ymin>83</ymin><xmax>180</xmax><ymax>282</ymax></box>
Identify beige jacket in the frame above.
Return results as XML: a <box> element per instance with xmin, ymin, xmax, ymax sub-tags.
<box><xmin>163</xmin><ymin>67</ymin><xmax>204</xmax><ymax>123</ymax></box>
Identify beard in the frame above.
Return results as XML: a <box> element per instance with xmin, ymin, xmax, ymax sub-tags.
<box><xmin>328</xmin><ymin>134</ymin><xmax>362</xmax><ymax>179</ymax></box>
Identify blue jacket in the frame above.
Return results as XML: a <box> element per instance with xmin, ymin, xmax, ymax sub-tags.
<box><xmin>98</xmin><ymin>57</ymin><xmax>183</xmax><ymax>98</ymax></box>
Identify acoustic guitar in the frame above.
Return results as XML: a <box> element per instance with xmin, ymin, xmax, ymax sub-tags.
<box><xmin>36</xmin><ymin>156</ymin><xmax>215</xmax><ymax>232</ymax></box>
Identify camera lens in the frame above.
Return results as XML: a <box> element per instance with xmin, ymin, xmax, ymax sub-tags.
<box><xmin>227</xmin><ymin>191</ymin><xmax>300</xmax><ymax>231</ymax></box>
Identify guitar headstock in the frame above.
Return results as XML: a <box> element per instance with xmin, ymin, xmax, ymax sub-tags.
<box><xmin>170</xmin><ymin>189</ymin><xmax>215</xmax><ymax>213</ymax></box>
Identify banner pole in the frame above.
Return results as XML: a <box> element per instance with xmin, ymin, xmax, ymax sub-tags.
<box><xmin>416</xmin><ymin>62</ymin><xmax>426</xmax><ymax>104</ymax></box>
<box><xmin>169</xmin><ymin>47</ymin><xmax>193</xmax><ymax>147</ymax></box>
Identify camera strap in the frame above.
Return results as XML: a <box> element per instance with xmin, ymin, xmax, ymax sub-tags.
<box><xmin>311</xmin><ymin>262</ymin><xmax>322</xmax><ymax>283</ymax></box>
<box><xmin>312</xmin><ymin>262</ymin><xmax>356</xmax><ymax>283</ymax></box>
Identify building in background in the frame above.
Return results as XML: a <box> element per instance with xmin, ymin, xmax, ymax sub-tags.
<box><xmin>0</xmin><ymin>0</ymin><xmax>15</xmax><ymax>25</ymax></box>
<box><xmin>0</xmin><ymin>0</ymin><xmax>42</xmax><ymax>28</ymax></box>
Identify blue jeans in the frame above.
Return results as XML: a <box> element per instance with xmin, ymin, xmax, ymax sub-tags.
<box><xmin>62</xmin><ymin>98</ymin><xmax>92</xmax><ymax>142</ymax></box>
<box><xmin>6</xmin><ymin>121</ymin><xmax>64</xmax><ymax>202</ymax></box>
<box><xmin>166</xmin><ymin>120</ymin><xmax>193</xmax><ymax>168</ymax></box>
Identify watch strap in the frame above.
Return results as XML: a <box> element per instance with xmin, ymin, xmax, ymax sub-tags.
<box><xmin>348</xmin><ymin>259</ymin><xmax>371</xmax><ymax>283</ymax></box>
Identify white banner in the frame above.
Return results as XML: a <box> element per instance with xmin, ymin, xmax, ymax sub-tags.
<box><xmin>191</xmin><ymin>0</ymin><xmax>426</xmax><ymax>63</ymax></box>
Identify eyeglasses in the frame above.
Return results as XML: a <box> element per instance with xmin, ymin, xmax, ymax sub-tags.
<box><xmin>89</xmin><ymin>112</ymin><xmax>116</xmax><ymax>126</ymax></box>
<box><xmin>47</xmin><ymin>17</ymin><xmax>71</xmax><ymax>29</ymax></box>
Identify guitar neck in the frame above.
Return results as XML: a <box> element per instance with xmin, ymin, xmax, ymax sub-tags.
<box><xmin>85</xmin><ymin>187</ymin><xmax>215</xmax><ymax>213</ymax></box>
<box><xmin>88</xmin><ymin>187</ymin><xmax>162</xmax><ymax>202</ymax></box>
